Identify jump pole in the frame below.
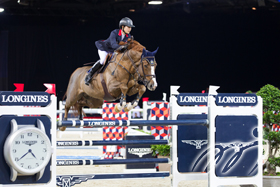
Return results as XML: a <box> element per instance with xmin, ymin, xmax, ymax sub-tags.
<box><xmin>57</xmin><ymin>139</ymin><xmax>168</xmax><ymax>146</ymax></box>
<box><xmin>57</xmin><ymin>119</ymin><xmax>208</xmax><ymax>128</ymax></box>
<box><xmin>56</xmin><ymin>158</ymin><xmax>169</xmax><ymax>166</ymax></box>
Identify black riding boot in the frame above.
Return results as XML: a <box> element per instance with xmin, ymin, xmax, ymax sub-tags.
<box><xmin>85</xmin><ymin>61</ymin><xmax>102</xmax><ymax>86</ymax></box>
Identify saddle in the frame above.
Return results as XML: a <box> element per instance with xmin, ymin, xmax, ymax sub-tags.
<box><xmin>84</xmin><ymin>53</ymin><xmax>116</xmax><ymax>75</ymax></box>
<box><xmin>84</xmin><ymin>53</ymin><xmax>119</xmax><ymax>101</ymax></box>
<box><xmin>98</xmin><ymin>53</ymin><xmax>114</xmax><ymax>74</ymax></box>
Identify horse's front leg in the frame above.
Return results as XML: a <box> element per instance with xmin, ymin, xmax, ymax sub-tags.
<box><xmin>77</xmin><ymin>105</ymin><xmax>83</xmax><ymax>120</ymax></box>
<box><xmin>115</xmin><ymin>84</ymin><xmax>128</xmax><ymax>113</ymax></box>
<box><xmin>114</xmin><ymin>93</ymin><xmax>126</xmax><ymax>113</ymax></box>
<box><xmin>124</xmin><ymin>84</ymin><xmax>146</xmax><ymax>112</ymax></box>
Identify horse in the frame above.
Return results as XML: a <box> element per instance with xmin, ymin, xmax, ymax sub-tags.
<box><xmin>59</xmin><ymin>39</ymin><xmax>158</xmax><ymax>131</ymax></box>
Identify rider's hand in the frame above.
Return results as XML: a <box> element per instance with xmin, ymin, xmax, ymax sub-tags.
<box><xmin>117</xmin><ymin>45</ymin><xmax>127</xmax><ymax>52</ymax></box>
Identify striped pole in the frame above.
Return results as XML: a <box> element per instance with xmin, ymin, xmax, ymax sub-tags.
<box><xmin>57</xmin><ymin>139</ymin><xmax>168</xmax><ymax>146</ymax></box>
<box><xmin>57</xmin><ymin>119</ymin><xmax>208</xmax><ymax>128</ymax></box>
<box><xmin>56</xmin><ymin>158</ymin><xmax>169</xmax><ymax>166</ymax></box>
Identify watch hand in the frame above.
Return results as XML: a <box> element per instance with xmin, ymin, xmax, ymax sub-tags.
<box><xmin>18</xmin><ymin>149</ymin><xmax>34</xmax><ymax>161</ymax></box>
<box><xmin>30</xmin><ymin>150</ymin><xmax>37</xmax><ymax>159</ymax></box>
<box><xmin>18</xmin><ymin>151</ymin><xmax>29</xmax><ymax>161</ymax></box>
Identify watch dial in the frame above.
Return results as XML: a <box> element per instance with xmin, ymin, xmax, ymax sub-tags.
<box><xmin>11</xmin><ymin>130</ymin><xmax>50</xmax><ymax>170</ymax></box>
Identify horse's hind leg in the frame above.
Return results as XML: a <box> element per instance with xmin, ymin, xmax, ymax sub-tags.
<box><xmin>64</xmin><ymin>105</ymin><xmax>70</xmax><ymax>120</ymax></box>
<box><xmin>58</xmin><ymin>105</ymin><xmax>70</xmax><ymax>131</ymax></box>
<box><xmin>59</xmin><ymin>92</ymin><xmax>82</xmax><ymax>131</ymax></box>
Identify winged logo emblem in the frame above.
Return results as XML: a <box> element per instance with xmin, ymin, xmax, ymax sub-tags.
<box><xmin>182</xmin><ymin>140</ymin><xmax>208</xmax><ymax>149</ymax></box>
<box><xmin>220</xmin><ymin>142</ymin><xmax>254</xmax><ymax>152</ymax></box>
<box><xmin>56</xmin><ymin>175</ymin><xmax>95</xmax><ymax>187</ymax></box>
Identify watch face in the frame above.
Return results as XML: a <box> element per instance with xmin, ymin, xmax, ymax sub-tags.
<box><xmin>5</xmin><ymin>127</ymin><xmax>52</xmax><ymax>174</ymax></box>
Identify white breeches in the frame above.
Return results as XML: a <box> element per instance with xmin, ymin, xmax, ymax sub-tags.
<box><xmin>98</xmin><ymin>50</ymin><xmax>108</xmax><ymax>65</ymax></box>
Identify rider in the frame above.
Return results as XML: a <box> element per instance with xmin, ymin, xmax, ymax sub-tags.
<box><xmin>85</xmin><ymin>17</ymin><xmax>135</xmax><ymax>86</ymax></box>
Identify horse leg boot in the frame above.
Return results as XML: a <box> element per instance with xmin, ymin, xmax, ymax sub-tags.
<box><xmin>85</xmin><ymin>60</ymin><xmax>102</xmax><ymax>86</ymax></box>
<box><xmin>125</xmin><ymin>85</ymin><xmax>146</xmax><ymax>112</ymax></box>
<box><xmin>124</xmin><ymin>95</ymin><xmax>140</xmax><ymax>112</ymax></box>
<box><xmin>115</xmin><ymin>93</ymin><xmax>126</xmax><ymax>113</ymax></box>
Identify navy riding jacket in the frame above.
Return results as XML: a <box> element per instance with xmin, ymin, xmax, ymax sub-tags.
<box><xmin>95</xmin><ymin>29</ymin><xmax>131</xmax><ymax>53</ymax></box>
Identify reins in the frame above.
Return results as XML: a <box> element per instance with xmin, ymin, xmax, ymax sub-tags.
<box><xmin>110</xmin><ymin>44</ymin><xmax>156</xmax><ymax>87</ymax></box>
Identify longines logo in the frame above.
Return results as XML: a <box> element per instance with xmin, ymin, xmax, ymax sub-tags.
<box><xmin>179</xmin><ymin>96</ymin><xmax>208</xmax><ymax>103</ymax></box>
<box><xmin>215</xmin><ymin>94</ymin><xmax>258</xmax><ymax>106</ymax></box>
<box><xmin>57</xmin><ymin>141</ymin><xmax>79</xmax><ymax>146</ymax></box>
<box><xmin>88</xmin><ymin>121</ymin><xmax>115</xmax><ymax>126</ymax></box>
<box><xmin>217</xmin><ymin>96</ymin><xmax>256</xmax><ymax>104</ymax></box>
<box><xmin>22</xmin><ymin>140</ymin><xmax>37</xmax><ymax>146</ymax></box>
<box><xmin>0</xmin><ymin>91</ymin><xmax>51</xmax><ymax>106</ymax></box>
<box><xmin>1</xmin><ymin>95</ymin><xmax>49</xmax><ymax>103</ymax></box>
<box><xmin>128</xmin><ymin>148</ymin><xmax>152</xmax><ymax>157</ymax></box>
<box><xmin>177</xmin><ymin>93</ymin><xmax>208</xmax><ymax>106</ymax></box>
<box><xmin>177</xmin><ymin>93</ymin><xmax>258</xmax><ymax>106</ymax></box>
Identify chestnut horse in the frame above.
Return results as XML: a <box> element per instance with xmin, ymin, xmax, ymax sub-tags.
<box><xmin>60</xmin><ymin>39</ymin><xmax>158</xmax><ymax>130</ymax></box>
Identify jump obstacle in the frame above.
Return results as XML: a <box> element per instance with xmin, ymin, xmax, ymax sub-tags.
<box><xmin>0</xmin><ymin>86</ymin><xmax>263</xmax><ymax>187</ymax></box>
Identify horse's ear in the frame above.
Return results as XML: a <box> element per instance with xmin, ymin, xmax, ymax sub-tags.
<box><xmin>142</xmin><ymin>48</ymin><xmax>147</xmax><ymax>56</ymax></box>
<box><xmin>152</xmin><ymin>47</ymin><xmax>159</xmax><ymax>56</ymax></box>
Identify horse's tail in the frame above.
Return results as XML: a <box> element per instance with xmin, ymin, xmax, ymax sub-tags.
<box><xmin>62</xmin><ymin>91</ymin><xmax>67</xmax><ymax>101</ymax></box>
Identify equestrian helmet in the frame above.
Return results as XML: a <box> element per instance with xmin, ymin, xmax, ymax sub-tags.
<box><xmin>119</xmin><ymin>17</ymin><xmax>135</xmax><ymax>28</ymax></box>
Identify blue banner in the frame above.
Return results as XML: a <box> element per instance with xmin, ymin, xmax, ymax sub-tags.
<box><xmin>215</xmin><ymin>115</ymin><xmax>258</xmax><ymax>177</ymax></box>
<box><xmin>0</xmin><ymin>92</ymin><xmax>51</xmax><ymax>106</ymax></box>
<box><xmin>177</xmin><ymin>93</ymin><xmax>208</xmax><ymax>106</ymax></box>
<box><xmin>215</xmin><ymin>93</ymin><xmax>258</xmax><ymax>106</ymax></box>
<box><xmin>177</xmin><ymin>93</ymin><xmax>258</xmax><ymax>106</ymax></box>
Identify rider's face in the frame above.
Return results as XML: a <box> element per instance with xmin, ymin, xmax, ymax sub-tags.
<box><xmin>123</xmin><ymin>26</ymin><xmax>132</xmax><ymax>34</ymax></box>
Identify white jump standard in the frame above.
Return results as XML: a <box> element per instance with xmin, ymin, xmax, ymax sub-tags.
<box><xmin>0</xmin><ymin>86</ymin><xmax>263</xmax><ymax>187</ymax></box>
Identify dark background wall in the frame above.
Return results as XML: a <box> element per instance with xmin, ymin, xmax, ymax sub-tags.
<box><xmin>1</xmin><ymin>9</ymin><xmax>280</xmax><ymax>101</ymax></box>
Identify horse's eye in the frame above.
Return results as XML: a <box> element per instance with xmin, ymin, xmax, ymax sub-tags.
<box><xmin>144</xmin><ymin>65</ymin><xmax>148</xmax><ymax>68</ymax></box>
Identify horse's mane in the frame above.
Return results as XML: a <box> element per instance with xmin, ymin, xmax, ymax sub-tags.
<box><xmin>119</xmin><ymin>39</ymin><xmax>145</xmax><ymax>52</ymax></box>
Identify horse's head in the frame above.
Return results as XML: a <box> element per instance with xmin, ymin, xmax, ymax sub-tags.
<box><xmin>139</xmin><ymin>48</ymin><xmax>158</xmax><ymax>91</ymax></box>
<box><xmin>120</xmin><ymin>39</ymin><xmax>158</xmax><ymax>91</ymax></box>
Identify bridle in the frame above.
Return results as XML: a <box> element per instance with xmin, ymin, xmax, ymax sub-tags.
<box><xmin>139</xmin><ymin>55</ymin><xmax>157</xmax><ymax>86</ymax></box>
<box><xmin>111</xmin><ymin>43</ymin><xmax>156</xmax><ymax>87</ymax></box>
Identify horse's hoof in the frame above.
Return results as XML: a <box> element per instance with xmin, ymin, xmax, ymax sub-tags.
<box><xmin>114</xmin><ymin>104</ymin><xmax>121</xmax><ymax>113</ymax></box>
<box><xmin>115</xmin><ymin>103</ymin><xmax>126</xmax><ymax>113</ymax></box>
<box><xmin>59</xmin><ymin>127</ymin><xmax>66</xmax><ymax>131</ymax></box>
<box><xmin>124</xmin><ymin>103</ymin><xmax>132</xmax><ymax>112</ymax></box>
<box><xmin>124</xmin><ymin>107</ymin><xmax>130</xmax><ymax>112</ymax></box>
